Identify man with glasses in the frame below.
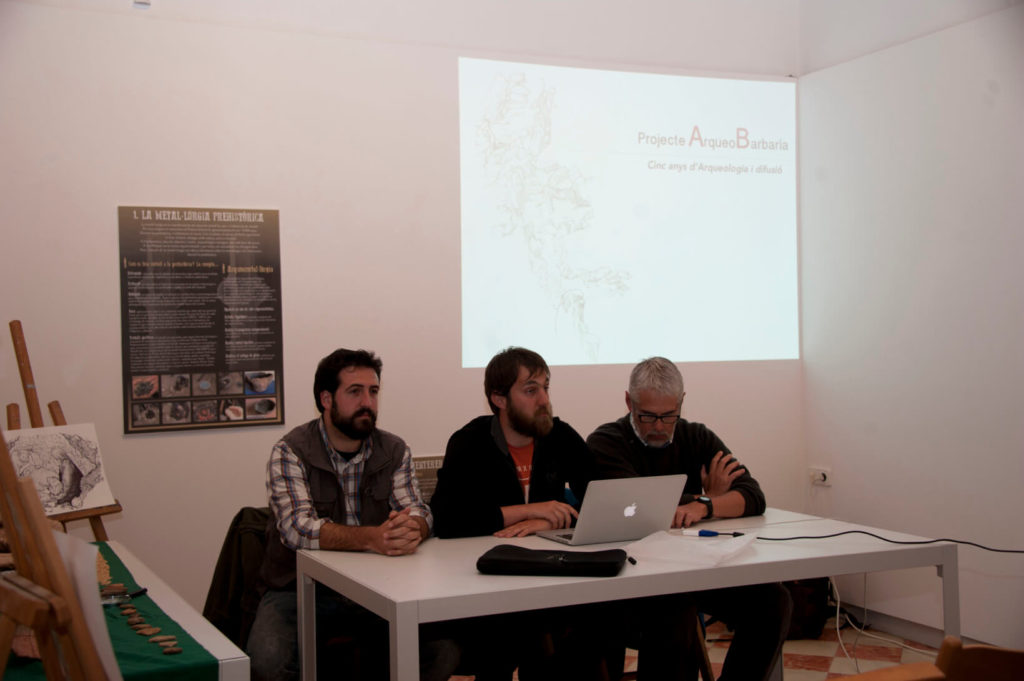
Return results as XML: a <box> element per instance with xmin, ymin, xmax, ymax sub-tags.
<box><xmin>587</xmin><ymin>357</ymin><xmax>792</xmax><ymax>681</ymax></box>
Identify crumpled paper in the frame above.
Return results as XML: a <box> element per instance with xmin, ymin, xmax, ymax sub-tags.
<box><xmin>626</xmin><ymin>531</ymin><xmax>755</xmax><ymax>568</ymax></box>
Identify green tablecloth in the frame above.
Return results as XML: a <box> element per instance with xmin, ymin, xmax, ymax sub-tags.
<box><xmin>7</xmin><ymin>542</ymin><xmax>218</xmax><ymax>681</ymax></box>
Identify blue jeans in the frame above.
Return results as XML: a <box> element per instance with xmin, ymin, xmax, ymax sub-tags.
<box><xmin>247</xmin><ymin>585</ymin><xmax>459</xmax><ymax>681</ymax></box>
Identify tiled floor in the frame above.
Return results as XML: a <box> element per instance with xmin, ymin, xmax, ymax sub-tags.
<box><xmin>454</xmin><ymin>616</ymin><xmax>939</xmax><ymax>680</ymax></box>
<box><xmin>661</xmin><ymin>617</ymin><xmax>939</xmax><ymax>680</ymax></box>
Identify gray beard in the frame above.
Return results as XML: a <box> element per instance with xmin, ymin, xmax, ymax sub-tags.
<box><xmin>630</xmin><ymin>413</ymin><xmax>674</xmax><ymax>448</ymax></box>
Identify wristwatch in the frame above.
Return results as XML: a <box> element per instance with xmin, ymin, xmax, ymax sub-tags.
<box><xmin>696</xmin><ymin>495</ymin><xmax>714</xmax><ymax>519</ymax></box>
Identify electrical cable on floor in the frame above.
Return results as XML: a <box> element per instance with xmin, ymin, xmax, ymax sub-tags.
<box><xmin>828</xmin><ymin>576</ymin><xmax>939</xmax><ymax>664</ymax></box>
<box><xmin>754</xmin><ymin>526</ymin><xmax>1014</xmax><ymax>665</ymax></box>
<box><xmin>829</xmin><ymin>577</ymin><xmax>860</xmax><ymax>673</ymax></box>
<box><xmin>711</xmin><ymin>525</ymin><xmax>1002</xmax><ymax>672</ymax></box>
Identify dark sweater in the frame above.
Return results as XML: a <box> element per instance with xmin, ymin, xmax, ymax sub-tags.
<box><xmin>587</xmin><ymin>415</ymin><xmax>765</xmax><ymax>516</ymax></box>
<box><xmin>430</xmin><ymin>415</ymin><xmax>593</xmax><ymax>538</ymax></box>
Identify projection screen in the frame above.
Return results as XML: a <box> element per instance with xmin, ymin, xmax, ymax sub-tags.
<box><xmin>460</xmin><ymin>58</ymin><xmax>798</xmax><ymax>367</ymax></box>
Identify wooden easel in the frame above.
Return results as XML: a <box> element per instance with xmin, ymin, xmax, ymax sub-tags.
<box><xmin>0</xmin><ymin>434</ymin><xmax>108</xmax><ymax>680</ymax></box>
<box><xmin>4</xmin><ymin>320</ymin><xmax>122</xmax><ymax>541</ymax></box>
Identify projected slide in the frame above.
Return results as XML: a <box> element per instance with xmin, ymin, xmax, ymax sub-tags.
<box><xmin>460</xmin><ymin>58</ymin><xmax>798</xmax><ymax>368</ymax></box>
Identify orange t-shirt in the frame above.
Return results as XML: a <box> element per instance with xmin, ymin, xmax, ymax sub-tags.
<box><xmin>507</xmin><ymin>442</ymin><xmax>534</xmax><ymax>500</ymax></box>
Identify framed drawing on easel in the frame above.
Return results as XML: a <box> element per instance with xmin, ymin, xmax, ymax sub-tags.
<box><xmin>5</xmin><ymin>319</ymin><xmax>123</xmax><ymax>540</ymax></box>
<box><xmin>1</xmin><ymin>423</ymin><xmax>116</xmax><ymax>516</ymax></box>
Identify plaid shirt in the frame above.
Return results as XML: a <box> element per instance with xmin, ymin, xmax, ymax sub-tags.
<box><xmin>267</xmin><ymin>418</ymin><xmax>432</xmax><ymax>550</ymax></box>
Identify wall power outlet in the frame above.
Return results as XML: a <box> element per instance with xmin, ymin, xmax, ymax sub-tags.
<box><xmin>809</xmin><ymin>466</ymin><xmax>832</xmax><ymax>486</ymax></box>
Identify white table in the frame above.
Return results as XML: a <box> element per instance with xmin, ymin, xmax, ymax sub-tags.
<box><xmin>297</xmin><ymin>511</ymin><xmax>958</xmax><ymax>681</ymax></box>
<box><xmin>110</xmin><ymin>541</ymin><xmax>250</xmax><ymax>681</ymax></box>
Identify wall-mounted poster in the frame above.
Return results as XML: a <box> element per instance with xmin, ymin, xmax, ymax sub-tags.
<box><xmin>118</xmin><ymin>206</ymin><xmax>284</xmax><ymax>433</ymax></box>
<box><xmin>2</xmin><ymin>424</ymin><xmax>116</xmax><ymax>515</ymax></box>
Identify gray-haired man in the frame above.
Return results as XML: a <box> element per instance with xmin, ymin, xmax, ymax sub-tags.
<box><xmin>587</xmin><ymin>357</ymin><xmax>792</xmax><ymax>681</ymax></box>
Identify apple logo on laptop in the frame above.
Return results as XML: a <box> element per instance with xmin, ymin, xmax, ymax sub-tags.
<box><xmin>623</xmin><ymin>502</ymin><xmax>638</xmax><ymax>518</ymax></box>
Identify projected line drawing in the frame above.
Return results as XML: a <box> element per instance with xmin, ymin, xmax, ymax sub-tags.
<box><xmin>476</xmin><ymin>72</ymin><xmax>630</xmax><ymax>360</ymax></box>
<box><xmin>3</xmin><ymin>424</ymin><xmax>116</xmax><ymax>514</ymax></box>
<box><xmin>461</xmin><ymin>57</ymin><xmax>798</xmax><ymax>365</ymax></box>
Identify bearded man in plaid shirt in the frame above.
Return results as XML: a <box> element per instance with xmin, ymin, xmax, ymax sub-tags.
<box><xmin>248</xmin><ymin>348</ymin><xmax>457</xmax><ymax>681</ymax></box>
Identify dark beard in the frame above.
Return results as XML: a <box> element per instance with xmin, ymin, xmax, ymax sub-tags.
<box><xmin>331</xmin><ymin>403</ymin><xmax>376</xmax><ymax>440</ymax></box>
<box><xmin>507</xmin><ymin>402</ymin><xmax>554</xmax><ymax>439</ymax></box>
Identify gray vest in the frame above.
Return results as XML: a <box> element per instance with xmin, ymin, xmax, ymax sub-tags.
<box><xmin>260</xmin><ymin>418</ymin><xmax>407</xmax><ymax>590</ymax></box>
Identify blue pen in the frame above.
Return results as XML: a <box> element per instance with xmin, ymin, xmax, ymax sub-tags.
<box><xmin>681</xmin><ymin>529</ymin><xmax>744</xmax><ymax>537</ymax></box>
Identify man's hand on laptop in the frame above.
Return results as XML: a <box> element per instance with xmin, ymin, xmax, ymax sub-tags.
<box><xmin>495</xmin><ymin>518</ymin><xmax>554</xmax><ymax>538</ymax></box>
<box><xmin>701</xmin><ymin>451</ymin><xmax>746</xmax><ymax>497</ymax></box>
<box><xmin>673</xmin><ymin>502</ymin><xmax>708</xmax><ymax>528</ymax></box>
<box><xmin>524</xmin><ymin>500</ymin><xmax>577</xmax><ymax>528</ymax></box>
<box><xmin>502</xmin><ymin>500</ymin><xmax>578</xmax><ymax>530</ymax></box>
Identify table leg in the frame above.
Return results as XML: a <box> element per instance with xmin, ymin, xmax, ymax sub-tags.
<box><xmin>937</xmin><ymin>547</ymin><xmax>960</xmax><ymax>638</ymax></box>
<box><xmin>299</xmin><ymin>574</ymin><xmax>317</xmax><ymax>681</ymax></box>
<box><xmin>390</xmin><ymin>601</ymin><xmax>419</xmax><ymax>681</ymax></box>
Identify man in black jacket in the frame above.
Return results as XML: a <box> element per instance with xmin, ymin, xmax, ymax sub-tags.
<box><xmin>431</xmin><ymin>347</ymin><xmax>590</xmax><ymax>539</ymax></box>
<box><xmin>430</xmin><ymin>347</ymin><xmax>597</xmax><ymax>680</ymax></box>
<box><xmin>588</xmin><ymin>356</ymin><xmax>793</xmax><ymax>681</ymax></box>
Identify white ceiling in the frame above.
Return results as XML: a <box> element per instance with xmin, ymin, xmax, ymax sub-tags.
<box><xmin>797</xmin><ymin>0</ymin><xmax>1022</xmax><ymax>73</ymax></box>
<box><xmin>6</xmin><ymin>0</ymin><xmax>1021</xmax><ymax>75</ymax></box>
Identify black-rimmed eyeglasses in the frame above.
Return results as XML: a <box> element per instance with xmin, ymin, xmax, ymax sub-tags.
<box><xmin>635</xmin><ymin>413</ymin><xmax>681</xmax><ymax>424</ymax></box>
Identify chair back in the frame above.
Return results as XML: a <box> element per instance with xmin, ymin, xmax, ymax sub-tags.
<box><xmin>202</xmin><ymin>506</ymin><xmax>272</xmax><ymax>649</ymax></box>
<box><xmin>936</xmin><ymin>635</ymin><xmax>1024</xmax><ymax>681</ymax></box>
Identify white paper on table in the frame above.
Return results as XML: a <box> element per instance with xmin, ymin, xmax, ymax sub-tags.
<box><xmin>52</xmin><ymin>531</ymin><xmax>125</xmax><ymax>681</ymax></box>
<box><xmin>626</xmin><ymin>531</ymin><xmax>755</xmax><ymax>567</ymax></box>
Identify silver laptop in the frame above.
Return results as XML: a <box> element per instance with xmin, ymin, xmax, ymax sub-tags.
<box><xmin>537</xmin><ymin>474</ymin><xmax>686</xmax><ymax>545</ymax></box>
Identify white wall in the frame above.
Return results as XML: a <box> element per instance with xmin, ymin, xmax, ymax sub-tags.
<box><xmin>800</xmin><ymin>4</ymin><xmax>1024</xmax><ymax>647</ymax></box>
<box><xmin>0</xmin><ymin>0</ymin><xmax>805</xmax><ymax>611</ymax></box>
<box><xmin>3</xmin><ymin>0</ymin><xmax>1020</xmax><ymax>647</ymax></box>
